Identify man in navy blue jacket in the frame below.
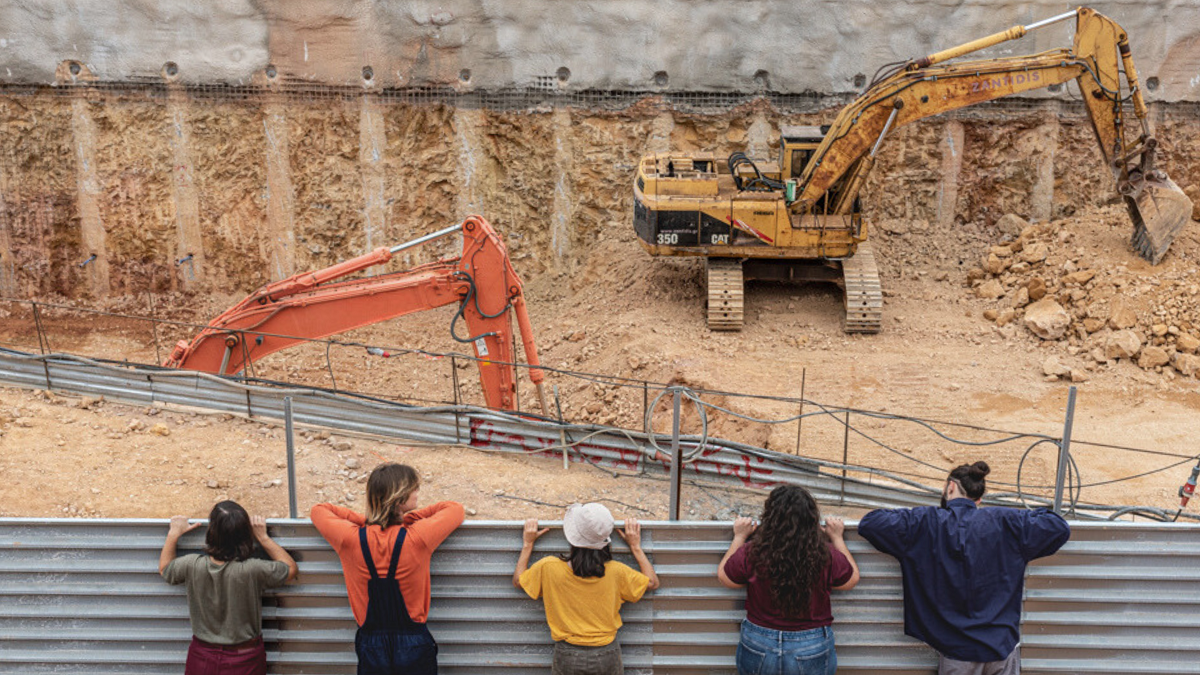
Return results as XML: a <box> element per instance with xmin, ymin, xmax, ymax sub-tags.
<box><xmin>857</xmin><ymin>461</ymin><xmax>1070</xmax><ymax>675</ymax></box>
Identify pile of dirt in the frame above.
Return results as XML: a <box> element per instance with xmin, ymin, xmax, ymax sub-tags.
<box><xmin>963</xmin><ymin>207</ymin><xmax>1200</xmax><ymax>381</ymax></box>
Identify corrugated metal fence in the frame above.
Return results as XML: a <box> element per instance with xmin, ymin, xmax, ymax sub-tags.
<box><xmin>1</xmin><ymin>519</ymin><xmax>1198</xmax><ymax>674</ymax></box>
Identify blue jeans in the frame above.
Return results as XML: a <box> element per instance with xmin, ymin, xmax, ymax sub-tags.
<box><xmin>736</xmin><ymin>620</ymin><xmax>837</xmax><ymax>675</ymax></box>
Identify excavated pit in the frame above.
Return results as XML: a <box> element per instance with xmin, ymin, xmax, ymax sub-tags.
<box><xmin>2</xmin><ymin>88</ymin><xmax>1200</xmax><ymax>519</ymax></box>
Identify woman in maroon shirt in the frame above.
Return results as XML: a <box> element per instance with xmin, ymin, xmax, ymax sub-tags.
<box><xmin>717</xmin><ymin>485</ymin><xmax>860</xmax><ymax>675</ymax></box>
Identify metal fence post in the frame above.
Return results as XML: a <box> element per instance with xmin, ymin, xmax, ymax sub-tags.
<box><xmin>794</xmin><ymin>368</ymin><xmax>806</xmax><ymax>455</ymax></box>
<box><xmin>31</xmin><ymin>301</ymin><xmax>47</xmax><ymax>354</ymax></box>
<box><xmin>668</xmin><ymin>388</ymin><xmax>683</xmax><ymax>521</ymax></box>
<box><xmin>31</xmin><ymin>302</ymin><xmax>52</xmax><ymax>390</ymax></box>
<box><xmin>512</xmin><ymin>332</ymin><xmax>521</xmax><ymax>413</ymax></box>
<box><xmin>840</xmin><ymin>409</ymin><xmax>850</xmax><ymax>505</ymax></box>
<box><xmin>284</xmin><ymin>397</ymin><xmax>298</xmax><ymax>519</ymax></box>
<box><xmin>1053</xmin><ymin>386</ymin><xmax>1077</xmax><ymax>515</ymax></box>
<box><xmin>450</xmin><ymin>356</ymin><xmax>461</xmax><ymax>444</ymax></box>
<box><xmin>554</xmin><ymin>385</ymin><xmax>568</xmax><ymax>470</ymax></box>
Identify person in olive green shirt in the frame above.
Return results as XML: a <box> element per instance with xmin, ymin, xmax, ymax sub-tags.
<box><xmin>513</xmin><ymin>503</ymin><xmax>659</xmax><ymax>675</ymax></box>
<box><xmin>160</xmin><ymin>501</ymin><xmax>298</xmax><ymax>675</ymax></box>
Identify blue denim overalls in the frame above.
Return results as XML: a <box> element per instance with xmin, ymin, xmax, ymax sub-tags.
<box><xmin>354</xmin><ymin>527</ymin><xmax>438</xmax><ymax>675</ymax></box>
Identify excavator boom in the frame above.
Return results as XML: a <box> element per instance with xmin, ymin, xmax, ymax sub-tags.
<box><xmin>165</xmin><ymin>215</ymin><xmax>547</xmax><ymax>413</ymax></box>
<box><xmin>794</xmin><ymin>7</ymin><xmax>1192</xmax><ymax>264</ymax></box>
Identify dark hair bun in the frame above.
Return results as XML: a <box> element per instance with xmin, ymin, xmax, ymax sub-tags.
<box><xmin>969</xmin><ymin>461</ymin><xmax>991</xmax><ymax>479</ymax></box>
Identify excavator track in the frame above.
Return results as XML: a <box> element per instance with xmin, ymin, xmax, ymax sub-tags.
<box><xmin>840</xmin><ymin>242</ymin><xmax>883</xmax><ymax>333</ymax></box>
<box><xmin>706</xmin><ymin>258</ymin><xmax>744</xmax><ymax>331</ymax></box>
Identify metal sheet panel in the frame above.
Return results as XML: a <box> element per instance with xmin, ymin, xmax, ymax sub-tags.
<box><xmin>2</xmin><ymin>519</ymin><xmax>1200</xmax><ymax>674</ymax></box>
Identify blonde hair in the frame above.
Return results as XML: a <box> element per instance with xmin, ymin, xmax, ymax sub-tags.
<box><xmin>365</xmin><ymin>463</ymin><xmax>420</xmax><ymax>528</ymax></box>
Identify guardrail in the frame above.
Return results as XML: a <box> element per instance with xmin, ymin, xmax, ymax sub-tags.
<box><xmin>1</xmin><ymin>519</ymin><xmax>1198</xmax><ymax>674</ymax></box>
<box><xmin>0</xmin><ymin>348</ymin><xmax>954</xmax><ymax>512</ymax></box>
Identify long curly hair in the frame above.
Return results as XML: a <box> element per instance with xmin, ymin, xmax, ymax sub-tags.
<box><xmin>747</xmin><ymin>485</ymin><xmax>830</xmax><ymax>617</ymax></box>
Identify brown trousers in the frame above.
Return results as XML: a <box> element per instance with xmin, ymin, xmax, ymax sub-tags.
<box><xmin>938</xmin><ymin>646</ymin><xmax>1021</xmax><ymax>675</ymax></box>
<box><xmin>551</xmin><ymin>640</ymin><xmax>623</xmax><ymax>675</ymax></box>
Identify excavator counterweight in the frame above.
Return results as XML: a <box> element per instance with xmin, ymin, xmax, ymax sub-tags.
<box><xmin>165</xmin><ymin>216</ymin><xmax>548</xmax><ymax>414</ymax></box>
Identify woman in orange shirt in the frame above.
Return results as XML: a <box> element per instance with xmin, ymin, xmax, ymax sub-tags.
<box><xmin>312</xmin><ymin>463</ymin><xmax>464</xmax><ymax>674</ymax></box>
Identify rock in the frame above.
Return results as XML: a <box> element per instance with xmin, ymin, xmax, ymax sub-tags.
<box><xmin>1104</xmin><ymin>330</ymin><xmax>1142</xmax><ymax>360</ymax></box>
<box><xmin>1042</xmin><ymin>356</ymin><xmax>1071</xmax><ymax>378</ymax></box>
<box><xmin>1024</xmin><ymin>299</ymin><xmax>1071</xmax><ymax>340</ymax></box>
<box><xmin>1026</xmin><ymin>277</ymin><xmax>1047</xmax><ymax>301</ymax></box>
<box><xmin>1177</xmin><ymin>332</ymin><xmax>1200</xmax><ymax>353</ymax></box>
<box><xmin>983</xmin><ymin>254</ymin><xmax>1007</xmax><ymax>275</ymax></box>
<box><xmin>1172</xmin><ymin>352</ymin><xmax>1200</xmax><ymax>377</ymax></box>
<box><xmin>1138</xmin><ymin>346</ymin><xmax>1170</xmax><ymax>369</ymax></box>
<box><xmin>1151</xmin><ymin>323</ymin><xmax>1169</xmax><ymax>337</ymax></box>
<box><xmin>996</xmin><ymin>214</ymin><xmax>1029</xmax><ymax>237</ymax></box>
<box><xmin>1082</xmin><ymin>318</ymin><xmax>1105</xmax><ymax>333</ymax></box>
<box><xmin>983</xmin><ymin>309</ymin><xmax>999</xmax><ymax>321</ymax></box>
<box><xmin>333</xmin><ymin>441</ymin><xmax>352</xmax><ymax>452</ymax></box>
<box><xmin>465</xmin><ymin>507</ymin><xmax>478</xmax><ymax>516</ymax></box>
<box><xmin>1020</xmin><ymin>243</ymin><xmax>1049</xmax><ymax>264</ymax></box>
<box><xmin>261</xmin><ymin>479</ymin><xmax>282</xmax><ymax>489</ymax></box>
<box><xmin>77</xmin><ymin>396</ymin><xmax>100</xmax><ymax>410</ymax></box>
<box><xmin>126</xmin><ymin>419</ymin><xmax>145</xmax><ymax>432</ymax></box>
<box><xmin>345</xmin><ymin>458</ymin><xmax>361</xmax><ymax>470</ymax></box>
<box><xmin>1109</xmin><ymin>298</ymin><xmax>1138</xmax><ymax>329</ymax></box>
<box><xmin>880</xmin><ymin>219</ymin><xmax>909</xmax><ymax>235</ymax></box>
<box><xmin>1062</xmin><ymin>269</ymin><xmax>1096</xmax><ymax>286</ymax></box>
<box><xmin>996</xmin><ymin>309</ymin><xmax>1017</xmax><ymax>326</ymax></box>
<box><xmin>150</xmin><ymin>423</ymin><xmax>171</xmax><ymax>437</ymax></box>
<box><xmin>14</xmin><ymin>418</ymin><xmax>32</xmax><ymax>428</ymax></box>
<box><xmin>314</xmin><ymin>430</ymin><xmax>332</xmax><ymax>441</ymax></box>
<box><xmin>975</xmin><ymin>279</ymin><xmax>1005</xmax><ymax>299</ymax></box>
<box><xmin>567</xmin><ymin>331</ymin><xmax>586</xmax><ymax>342</ymax></box>
<box><xmin>1090</xmin><ymin>347</ymin><xmax>1107</xmax><ymax>363</ymax></box>
<box><xmin>206</xmin><ymin>480</ymin><xmax>220</xmax><ymax>489</ymax></box>
<box><xmin>1010</xmin><ymin>287</ymin><xmax>1030</xmax><ymax>308</ymax></box>
<box><xmin>990</xmin><ymin>245</ymin><xmax>1013</xmax><ymax>258</ymax></box>
<box><xmin>966</xmin><ymin>268</ymin><xmax>986</xmax><ymax>282</ymax></box>
<box><xmin>1070</xmin><ymin>369</ymin><xmax>1090</xmax><ymax>383</ymax></box>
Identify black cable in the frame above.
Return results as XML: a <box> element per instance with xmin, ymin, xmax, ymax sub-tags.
<box><xmin>325</xmin><ymin>341</ymin><xmax>337</xmax><ymax>391</ymax></box>
<box><xmin>727</xmin><ymin>152</ymin><xmax>785</xmax><ymax>192</ymax></box>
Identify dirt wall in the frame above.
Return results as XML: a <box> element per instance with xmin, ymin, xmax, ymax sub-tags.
<box><xmin>1</xmin><ymin>90</ymin><xmax>1197</xmax><ymax>300</ymax></box>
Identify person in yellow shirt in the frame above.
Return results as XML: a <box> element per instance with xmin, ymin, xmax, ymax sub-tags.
<box><xmin>513</xmin><ymin>502</ymin><xmax>660</xmax><ymax>674</ymax></box>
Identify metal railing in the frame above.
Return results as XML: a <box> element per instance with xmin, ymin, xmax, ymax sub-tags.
<box><xmin>1</xmin><ymin>518</ymin><xmax>1198</xmax><ymax>674</ymax></box>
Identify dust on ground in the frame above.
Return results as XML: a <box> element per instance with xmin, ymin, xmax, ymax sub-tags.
<box><xmin>0</xmin><ymin>386</ymin><xmax>771</xmax><ymax>522</ymax></box>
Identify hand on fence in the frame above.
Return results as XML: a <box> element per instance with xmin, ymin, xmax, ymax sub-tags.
<box><xmin>523</xmin><ymin>519</ymin><xmax>549</xmax><ymax>546</ymax></box>
<box><xmin>167</xmin><ymin>515</ymin><xmax>201</xmax><ymax>539</ymax></box>
<box><xmin>616</xmin><ymin>518</ymin><xmax>642</xmax><ymax>551</ymax></box>
<box><xmin>251</xmin><ymin>515</ymin><xmax>270</xmax><ymax>542</ymax></box>
<box><xmin>823</xmin><ymin>516</ymin><xmax>845</xmax><ymax>539</ymax></box>
<box><xmin>732</xmin><ymin>516</ymin><xmax>757</xmax><ymax>540</ymax></box>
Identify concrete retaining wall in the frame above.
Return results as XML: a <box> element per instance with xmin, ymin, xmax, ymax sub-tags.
<box><xmin>1</xmin><ymin>0</ymin><xmax>1198</xmax><ymax>100</ymax></box>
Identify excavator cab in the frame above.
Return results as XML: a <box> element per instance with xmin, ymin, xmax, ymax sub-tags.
<box><xmin>779</xmin><ymin>125</ymin><xmax>827</xmax><ymax>180</ymax></box>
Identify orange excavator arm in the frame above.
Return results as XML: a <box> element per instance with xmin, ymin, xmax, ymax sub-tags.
<box><xmin>165</xmin><ymin>215</ymin><xmax>548</xmax><ymax>413</ymax></box>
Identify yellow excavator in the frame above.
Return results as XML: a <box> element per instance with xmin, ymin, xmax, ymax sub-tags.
<box><xmin>633</xmin><ymin>7</ymin><xmax>1193</xmax><ymax>332</ymax></box>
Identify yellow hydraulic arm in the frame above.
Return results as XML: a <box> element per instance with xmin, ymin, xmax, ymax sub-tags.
<box><xmin>793</xmin><ymin>7</ymin><xmax>1192</xmax><ymax>264</ymax></box>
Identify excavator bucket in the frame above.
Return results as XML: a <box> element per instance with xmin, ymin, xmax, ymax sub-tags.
<box><xmin>1127</xmin><ymin>175</ymin><xmax>1193</xmax><ymax>265</ymax></box>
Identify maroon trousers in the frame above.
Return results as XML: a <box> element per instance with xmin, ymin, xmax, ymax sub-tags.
<box><xmin>185</xmin><ymin>636</ymin><xmax>267</xmax><ymax>675</ymax></box>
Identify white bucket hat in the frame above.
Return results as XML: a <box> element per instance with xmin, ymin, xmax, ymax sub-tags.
<box><xmin>563</xmin><ymin>502</ymin><xmax>614</xmax><ymax>549</ymax></box>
